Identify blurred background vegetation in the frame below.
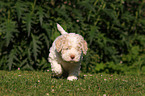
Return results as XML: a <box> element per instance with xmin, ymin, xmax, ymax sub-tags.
<box><xmin>0</xmin><ymin>0</ymin><xmax>145</xmax><ymax>75</ymax></box>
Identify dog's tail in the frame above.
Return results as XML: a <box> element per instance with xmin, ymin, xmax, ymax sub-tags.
<box><xmin>57</xmin><ymin>23</ymin><xmax>68</xmax><ymax>35</ymax></box>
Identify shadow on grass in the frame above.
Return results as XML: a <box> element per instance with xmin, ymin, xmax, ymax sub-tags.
<box><xmin>51</xmin><ymin>72</ymin><xmax>85</xmax><ymax>80</ymax></box>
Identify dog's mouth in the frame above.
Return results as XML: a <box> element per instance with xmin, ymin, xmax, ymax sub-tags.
<box><xmin>63</xmin><ymin>59</ymin><xmax>79</xmax><ymax>63</ymax></box>
<box><xmin>61</xmin><ymin>55</ymin><xmax>80</xmax><ymax>63</ymax></box>
<box><xmin>68</xmin><ymin>59</ymin><xmax>80</xmax><ymax>63</ymax></box>
<box><xmin>69</xmin><ymin>60</ymin><xmax>76</xmax><ymax>63</ymax></box>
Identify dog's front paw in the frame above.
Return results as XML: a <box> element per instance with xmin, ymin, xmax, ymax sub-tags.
<box><xmin>67</xmin><ymin>76</ymin><xmax>78</xmax><ymax>81</ymax></box>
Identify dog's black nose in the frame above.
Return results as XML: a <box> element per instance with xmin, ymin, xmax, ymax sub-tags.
<box><xmin>70</xmin><ymin>55</ymin><xmax>75</xmax><ymax>59</ymax></box>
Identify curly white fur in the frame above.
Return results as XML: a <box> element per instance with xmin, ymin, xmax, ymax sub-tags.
<box><xmin>48</xmin><ymin>24</ymin><xmax>88</xmax><ymax>81</ymax></box>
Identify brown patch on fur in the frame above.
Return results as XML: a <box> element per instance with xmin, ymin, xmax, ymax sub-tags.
<box><xmin>82</xmin><ymin>40</ymin><xmax>88</xmax><ymax>55</ymax></box>
<box><xmin>55</xmin><ymin>36</ymin><xmax>65</xmax><ymax>52</ymax></box>
<box><xmin>55</xmin><ymin>35</ymin><xmax>69</xmax><ymax>52</ymax></box>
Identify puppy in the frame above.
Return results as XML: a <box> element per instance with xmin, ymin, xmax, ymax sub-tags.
<box><xmin>48</xmin><ymin>24</ymin><xmax>88</xmax><ymax>81</ymax></box>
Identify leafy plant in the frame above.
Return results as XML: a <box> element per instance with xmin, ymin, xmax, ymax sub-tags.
<box><xmin>0</xmin><ymin>0</ymin><xmax>145</xmax><ymax>74</ymax></box>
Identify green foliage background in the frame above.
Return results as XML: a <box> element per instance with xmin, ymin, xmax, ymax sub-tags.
<box><xmin>0</xmin><ymin>0</ymin><xmax>145</xmax><ymax>74</ymax></box>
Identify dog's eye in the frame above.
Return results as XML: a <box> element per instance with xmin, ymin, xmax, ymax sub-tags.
<box><xmin>66</xmin><ymin>48</ymin><xmax>69</xmax><ymax>50</ymax></box>
<box><xmin>76</xmin><ymin>47</ymin><xmax>81</xmax><ymax>51</ymax></box>
<box><xmin>63</xmin><ymin>47</ymin><xmax>69</xmax><ymax>50</ymax></box>
<box><xmin>64</xmin><ymin>46</ymin><xmax>71</xmax><ymax>50</ymax></box>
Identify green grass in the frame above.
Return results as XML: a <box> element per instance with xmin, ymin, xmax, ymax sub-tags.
<box><xmin>0</xmin><ymin>70</ymin><xmax>145</xmax><ymax>96</ymax></box>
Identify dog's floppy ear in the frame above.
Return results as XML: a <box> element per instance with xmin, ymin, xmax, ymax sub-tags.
<box><xmin>55</xmin><ymin>36</ymin><xmax>66</xmax><ymax>52</ymax></box>
<box><xmin>81</xmin><ymin>40</ymin><xmax>88</xmax><ymax>55</ymax></box>
<box><xmin>57</xmin><ymin>23</ymin><xmax>68</xmax><ymax>35</ymax></box>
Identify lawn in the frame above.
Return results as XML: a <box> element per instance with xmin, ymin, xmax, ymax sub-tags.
<box><xmin>0</xmin><ymin>70</ymin><xmax>145</xmax><ymax>96</ymax></box>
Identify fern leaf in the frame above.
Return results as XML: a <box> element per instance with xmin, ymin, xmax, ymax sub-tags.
<box><xmin>7</xmin><ymin>49</ymin><xmax>17</xmax><ymax>70</ymax></box>
<box><xmin>26</xmin><ymin>13</ymin><xmax>32</xmax><ymax>36</ymax></box>
<box><xmin>22</xmin><ymin>63</ymin><xmax>34</xmax><ymax>70</ymax></box>
<box><xmin>72</xmin><ymin>9</ymin><xmax>83</xmax><ymax>20</ymax></box>
<box><xmin>37</xmin><ymin>7</ymin><xmax>44</xmax><ymax>26</ymax></box>
<box><xmin>15</xmin><ymin>1</ymin><xmax>27</xmax><ymax>21</ymax></box>
<box><xmin>89</xmin><ymin>26</ymin><xmax>99</xmax><ymax>44</ymax></box>
<box><xmin>2</xmin><ymin>20</ymin><xmax>18</xmax><ymax>46</ymax></box>
<box><xmin>39</xmin><ymin>33</ymin><xmax>49</xmax><ymax>48</ymax></box>
<box><xmin>31</xmin><ymin>33</ymin><xmax>42</xmax><ymax>60</ymax></box>
<box><xmin>56</xmin><ymin>5</ymin><xmax>69</xmax><ymax>19</ymax></box>
<box><xmin>78</xmin><ymin>0</ymin><xmax>95</xmax><ymax>12</ymax></box>
<box><xmin>44</xmin><ymin>34</ymin><xmax>50</xmax><ymax>48</ymax></box>
<box><xmin>15</xmin><ymin>2</ymin><xmax>22</xmax><ymax>21</ymax></box>
<box><xmin>20</xmin><ymin>58</ymin><xmax>28</xmax><ymax>68</ymax></box>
